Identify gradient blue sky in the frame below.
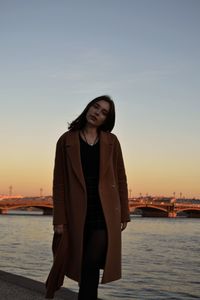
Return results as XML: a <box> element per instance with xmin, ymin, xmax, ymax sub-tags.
<box><xmin>0</xmin><ymin>0</ymin><xmax>200</xmax><ymax>197</ymax></box>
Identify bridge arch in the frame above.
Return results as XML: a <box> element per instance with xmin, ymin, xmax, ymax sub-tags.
<box><xmin>176</xmin><ymin>208</ymin><xmax>200</xmax><ymax>218</ymax></box>
<box><xmin>0</xmin><ymin>204</ymin><xmax>53</xmax><ymax>215</ymax></box>
<box><xmin>131</xmin><ymin>205</ymin><xmax>168</xmax><ymax>217</ymax></box>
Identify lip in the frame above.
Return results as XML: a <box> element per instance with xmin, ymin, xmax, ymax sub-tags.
<box><xmin>90</xmin><ymin>115</ymin><xmax>97</xmax><ymax>121</ymax></box>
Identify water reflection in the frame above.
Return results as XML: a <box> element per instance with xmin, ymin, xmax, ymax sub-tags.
<box><xmin>0</xmin><ymin>214</ymin><xmax>199</xmax><ymax>299</ymax></box>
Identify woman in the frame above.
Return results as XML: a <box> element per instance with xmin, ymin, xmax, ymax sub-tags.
<box><xmin>46</xmin><ymin>95</ymin><xmax>130</xmax><ymax>299</ymax></box>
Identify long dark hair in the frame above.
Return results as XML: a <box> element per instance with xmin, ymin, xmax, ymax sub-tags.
<box><xmin>68</xmin><ymin>95</ymin><xmax>115</xmax><ymax>132</ymax></box>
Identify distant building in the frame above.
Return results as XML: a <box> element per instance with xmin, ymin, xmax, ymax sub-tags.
<box><xmin>175</xmin><ymin>198</ymin><xmax>200</xmax><ymax>204</ymax></box>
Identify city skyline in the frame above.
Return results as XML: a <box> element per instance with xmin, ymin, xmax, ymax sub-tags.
<box><xmin>1</xmin><ymin>1</ymin><xmax>200</xmax><ymax>198</ymax></box>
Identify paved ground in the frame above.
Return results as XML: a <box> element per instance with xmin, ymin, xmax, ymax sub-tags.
<box><xmin>0</xmin><ymin>270</ymin><xmax>77</xmax><ymax>299</ymax></box>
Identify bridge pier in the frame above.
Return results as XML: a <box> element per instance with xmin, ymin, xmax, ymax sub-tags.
<box><xmin>168</xmin><ymin>211</ymin><xmax>177</xmax><ymax>218</ymax></box>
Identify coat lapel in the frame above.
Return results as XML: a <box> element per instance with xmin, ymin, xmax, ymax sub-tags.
<box><xmin>65</xmin><ymin>130</ymin><xmax>113</xmax><ymax>190</ymax></box>
<box><xmin>65</xmin><ymin>131</ymin><xmax>86</xmax><ymax>192</ymax></box>
<box><xmin>99</xmin><ymin>131</ymin><xmax>113</xmax><ymax>179</ymax></box>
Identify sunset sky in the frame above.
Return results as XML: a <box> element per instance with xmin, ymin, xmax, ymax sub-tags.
<box><xmin>0</xmin><ymin>0</ymin><xmax>200</xmax><ymax>198</ymax></box>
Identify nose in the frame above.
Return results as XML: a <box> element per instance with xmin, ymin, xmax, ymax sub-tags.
<box><xmin>94</xmin><ymin>108</ymin><xmax>100</xmax><ymax>116</ymax></box>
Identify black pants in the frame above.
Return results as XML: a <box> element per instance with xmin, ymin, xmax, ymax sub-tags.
<box><xmin>78</xmin><ymin>228</ymin><xmax>107</xmax><ymax>300</ymax></box>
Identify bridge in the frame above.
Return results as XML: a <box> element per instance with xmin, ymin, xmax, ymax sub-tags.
<box><xmin>1</xmin><ymin>196</ymin><xmax>200</xmax><ymax>217</ymax></box>
<box><xmin>0</xmin><ymin>196</ymin><xmax>53</xmax><ymax>215</ymax></box>
<box><xmin>129</xmin><ymin>198</ymin><xmax>200</xmax><ymax>218</ymax></box>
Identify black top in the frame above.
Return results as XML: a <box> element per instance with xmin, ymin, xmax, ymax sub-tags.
<box><xmin>80</xmin><ymin>136</ymin><xmax>106</xmax><ymax>229</ymax></box>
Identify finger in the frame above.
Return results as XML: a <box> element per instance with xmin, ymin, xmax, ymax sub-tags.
<box><xmin>121</xmin><ymin>222</ymin><xmax>127</xmax><ymax>231</ymax></box>
<box><xmin>54</xmin><ymin>225</ymin><xmax>64</xmax><ymax>234</ymax></box>
<box><xmin>55</xmin><ymin>228</ymin><xmax>63</xmax><ymax>234</ymax></box>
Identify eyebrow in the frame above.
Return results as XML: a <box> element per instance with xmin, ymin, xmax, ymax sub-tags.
<box><xmin>95</xmin><ymin>103</ymin><xmax>109</xmax><ymax>113</ymax></box>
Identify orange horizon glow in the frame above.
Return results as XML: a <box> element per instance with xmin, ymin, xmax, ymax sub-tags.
<box><xmin>1</xmin><ymin>148</ymin><xmax>199</xmax><ymax>199</ymax></box>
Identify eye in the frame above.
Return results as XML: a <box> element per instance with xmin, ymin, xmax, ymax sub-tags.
<box><xmin>102</xmin><ymin>110</ymin><xmax>108</xmax><ymax>116</ymax></box>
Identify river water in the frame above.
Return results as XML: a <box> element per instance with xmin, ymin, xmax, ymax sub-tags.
<box><xmin>0</xmin><ymin>213</ymin><xmax>199</xmax><ymax>299</ymax></box>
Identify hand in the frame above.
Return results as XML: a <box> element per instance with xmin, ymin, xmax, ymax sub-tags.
<box><xmin>121</xmin><ymin>222</ymin><xmax>127</xmax><ymax>231</ymax></box>
<box><xmin>53</xmin><ymin>224</ymin><xmax>64</xmax><ymax>234</ymax></box>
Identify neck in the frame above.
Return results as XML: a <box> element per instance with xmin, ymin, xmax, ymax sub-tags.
<box><xmin>81</xmin><ymin>125</ymin><xmax>99</xmax><ymax>146</ymax></box>
<box><xmin>83</xmin><ymin>124</ymin><xmax>98</xmax><ymax>136</ymax></box>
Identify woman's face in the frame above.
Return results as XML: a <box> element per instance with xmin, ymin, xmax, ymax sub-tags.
<box><xmin>86</xmin><ymin>100</ymin><xmax>110</xmax><ymax>128</ymax></box>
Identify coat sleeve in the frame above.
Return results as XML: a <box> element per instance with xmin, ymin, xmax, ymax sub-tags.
<box><xmin>52</xmin><ymin>136</ymin><xmax>67</xmax><ymax>225</ymax></box>
<box><xmin>115</xmin><ymin>138</ymin><xmax>131</xmax><ymax>222</ymax></box>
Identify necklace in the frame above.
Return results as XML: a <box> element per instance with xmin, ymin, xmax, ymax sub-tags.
<box><xmin>82</xmin><ymin>130</ymin><xmax>98</xmax><ymax>146</ymax></box>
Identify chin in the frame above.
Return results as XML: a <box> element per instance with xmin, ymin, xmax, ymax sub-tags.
<box><xmin>87</xmin><ymin>117</ymin><xmax>96</xmax><ymax>125</ymax></box>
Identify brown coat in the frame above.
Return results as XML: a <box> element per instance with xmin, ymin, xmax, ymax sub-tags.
<box><xmin>46</xmin><ymin>130</ymin><xmax>130</xmax><ymax>298</ymax></box>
